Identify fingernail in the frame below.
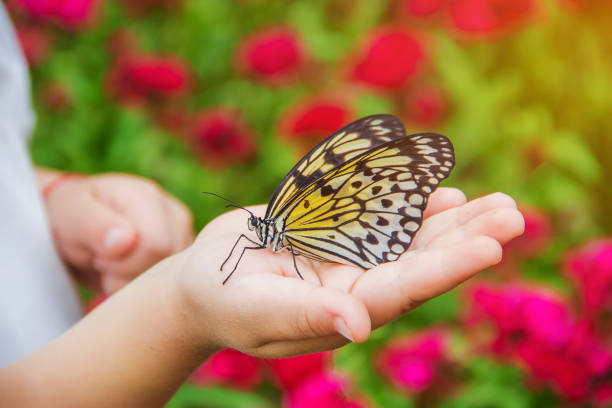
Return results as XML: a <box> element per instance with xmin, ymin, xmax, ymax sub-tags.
<box><xmin>103</xmin><ymin>227</ymin><xmax>129</xmax><ymax>249</ymax></box>
<box><xmin>333</xmin><ymin>317</ymin><xmax>354</xmax><ymax>342</ymax></box>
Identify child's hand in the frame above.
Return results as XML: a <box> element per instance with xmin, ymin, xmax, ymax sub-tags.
<box><xmin>176</xmin><ymin>189</ymin><xmax>524</xmax><ymax>358</ymax></box>
<box><xmin>43</xmin><ymin>173</ymin><xmax>194</xmax><ymax>293</ymax></box>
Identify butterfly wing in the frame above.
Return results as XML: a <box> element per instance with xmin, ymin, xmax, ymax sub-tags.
<box><xmin>279</xmin><ymin>133</ymin><xmax>455</xmax><ymax>268</ymax></box>
<box><xmin>266</xmin><ymin>114</ymin><xmax>408</xmax><ymax>219</ymax></box>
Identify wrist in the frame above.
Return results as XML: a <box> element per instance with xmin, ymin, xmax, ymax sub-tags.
<box><xmin>153</xmin><ymin>250</ymin><xmax>222</xmax><ymax>357</ymax></box>
<box><xmin>41</xmin><ymin>172</ymin><xmax>86</xmax><ymax>202</ymax></box>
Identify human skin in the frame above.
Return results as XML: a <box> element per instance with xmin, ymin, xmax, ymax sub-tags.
<box><xmin>36</xmin><ymin>168</ymin><xmax>195</xmax><ymax>293</ymax></box>
<box><xmin>0</xmin><ymin>188</ymin><xmax>524</xmax><ymax>407</ymax></box>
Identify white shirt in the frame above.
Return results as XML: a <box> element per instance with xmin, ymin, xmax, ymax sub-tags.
<box><xmin>0</xmin><ymin>4</ymin><xmax>82</xmax><ymax>367</ymax></box>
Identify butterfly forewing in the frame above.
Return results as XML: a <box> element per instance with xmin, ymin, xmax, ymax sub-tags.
<box><xmin>277</xmin><ymin>134</ymin><xmax>454</xmax><ymax>268</ymax></box>
<box><xmin>265</xmin><ymin>114</ymin><xmax>408</xmax><ymax>219</ymax></box>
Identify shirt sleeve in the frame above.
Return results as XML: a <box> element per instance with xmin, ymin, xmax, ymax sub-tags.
<box><xmin>0</xmin><ymin>3</ymin><xmax>83</xmax><ymax>368</ymax></box>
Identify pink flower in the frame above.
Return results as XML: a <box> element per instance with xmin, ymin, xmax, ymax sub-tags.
<box><xmin>285</xmin><ymin>373</ymin><xmax>363</xmax><ymax>408</ymax></box>
<box><xmin>237</xmin><ymin>27</ymin><xmax>304</xmax><ymax>82</ymax></box>
<box><xmin>376</xmin><ymin>329</ymin><xmax>447</xmax><ymax>392</ymax></box>
<box><xmin>516</xmin><ymin>321</ymin><xmax>612</xmax><ymax>401</ymax></box>
<box><xmin>449</xmin><ymin>0</ymin><xmax>535</xmax><ymax>36</ymax></box>
<box><xmin>595</xmin><ymin>383</ymin><xmax>612</xmax><ymax>406</ymax></box>
<box><xmin>279</xmin><ymin>97</ymin><xmax>352</xmax><ymax>151</ymax></box>
<box><xmin>349</xmin><ymin>29</ymin><xmax>425</xmax><ymax>90</ymax></box>
<box><xmin>192</xmin><ymin>349</ymin><xmax>262</xmax><ymax>390</ymax></box>
<box><xmin>15</xmin><ymin>0</ymin><xmax>98</xmax><ymax>27</ymax></box>
<box><xmin>106</xmin><ymin>54</ymin><xmax>191</xmax><ymax>105</ymax></box>
<box><xmin>15</xmin><ymin>25</ymin><xmax>51</xmax><ymax>67</ymax></box>
<box><xmin>403</xmin><ymin>86</ymin><xmax>448</xmax><ymax>126</ymax></box>
<box><xmin>468</xmin><ymin>284</ymin><xmax>573</xmax><ymax>354</ymax></box>
<box><xmin>564</xmin><ymin>239</ymin><xmax>612</xmax><ymax>318</ymax></box>
<box><xmin>403</xmin><ymin>0</ymin><xmax>447</xmax><ymax>17</ymax></box>
<box><xmin>191</xmin><ymin>109</ymin><xmax>255</xmax><ymax>168</ymax></box>
<box><xmin>267</xmin><ymin>352</ymin><xmax>333</xmax><ymax>391</ymax></box>
<box><xmin>466</xmin><ymin>283</ymin><xmax>612</xmax><ymax>402</ymax></box>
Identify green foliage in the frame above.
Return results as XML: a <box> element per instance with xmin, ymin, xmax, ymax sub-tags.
<box><xmin>167</xmin><ymin>385</ymin><xmax>274</xmax><ymax>408</ymax></box>
<box><xmin>18</xmin><ymin>0</ymin><xmax>612</xmax><ymax>406</ymax></box>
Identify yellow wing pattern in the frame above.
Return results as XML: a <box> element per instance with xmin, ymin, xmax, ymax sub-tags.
<box><xmin>265</xmin><ymin>115</ymin><xmax>408</xmax><ymax>219</ymax></box>
<box><xmin>277</xmin><ymin>131</ymin><xmax>454</xmax><ymax>268</ymax></box>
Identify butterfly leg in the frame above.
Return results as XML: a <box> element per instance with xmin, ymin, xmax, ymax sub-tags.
<box><xmin>222</xmin><ymin>245</ymin><xmax>265</xmax><ymax>285</ymax></box>
<box><xmin>288</xmin><ymin>244</ymin><xmax>304</xmax><ymax>280</ymax></box>
<box><xmin>221</xmin><ymin>234</ymin><xmax>261</xmax><ymax>271</ymax></box>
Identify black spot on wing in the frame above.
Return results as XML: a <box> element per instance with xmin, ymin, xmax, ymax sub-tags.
<box><xmin>321</xmin><ymin>185</ymin><xmax>334</xmax><ymax>197</ymax></box>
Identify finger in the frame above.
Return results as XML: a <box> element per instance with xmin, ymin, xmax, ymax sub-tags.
<box><xmin>251</xmin><ymin>335</ymin><xmax>347</xmax><ymax>358</ymax></box>
<box><xmin>220</xmin><ymin>276</ymin><xmax>371</xmax><ymax>346</ymax></box>
<box><xmin>92</xmin><ymin>180</ymin><xmax>173</xmax><ymax>278</ymax></box>
<box><xmin>423</xmin><ymin>187</ymin><xmax>467</xmax><ymax>219</ymax></box>
<box><xmin>63</xmin><ymin>188</ymin><xmax>137</xmax><ymax>258</ymax></box>
<box><xmin>412</xmin><ymin>192</ymin><xmax>517</xmax><ymax>250</ymax></box>
<box><xmin>352</xmin><ymin>235</ymin><xmax>503</xmax><ymax>328</ymax></box>
<box><xmin>426</xmin><ymin>207</ymin><xmax>525</xmax><ymax>250</ymax></box>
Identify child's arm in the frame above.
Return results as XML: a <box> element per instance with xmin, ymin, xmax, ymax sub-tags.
<box><xmin>35</xmin><ymin>168</ymin><xmax>194</xmax><ymax>293</ymax></box>
<box><xmin>0</xmin><ymin>189</ymin><xmax>523</xmax><ymax>407</ymax></box>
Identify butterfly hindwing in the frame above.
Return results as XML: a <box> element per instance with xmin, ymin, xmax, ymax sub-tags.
<box><xmin>265</xmin><ymin>114</ymin><xmax>408</xmax><ymax>219</ymax></box>
<box><xmin>279</xmin><ymin>133</ymin><xmax>454</xmax><ymax>268</ymax></box>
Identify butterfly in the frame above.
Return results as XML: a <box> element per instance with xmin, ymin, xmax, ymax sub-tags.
<box><xmin>215</xmin><ymin>114</ymin><xmax>455</xmax><ymax>284</ymax></box>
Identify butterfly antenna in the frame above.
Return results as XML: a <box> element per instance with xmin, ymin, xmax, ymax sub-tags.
<box><xmin>201</xmin><ymin>191</ymin><xmax>255</xmax><ymax>217</ymax></box>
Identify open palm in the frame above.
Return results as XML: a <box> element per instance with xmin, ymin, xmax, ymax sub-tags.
<box><xmin>179</xmin><ymin>188</ymin><xmax>524</xmax><ymax>358</ymax></box>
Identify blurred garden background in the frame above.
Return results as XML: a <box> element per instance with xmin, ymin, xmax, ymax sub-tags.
<box><xmin>7</xmin><ymin>0</ymin><xmax>612</xmax><ymax>406</ymax></box>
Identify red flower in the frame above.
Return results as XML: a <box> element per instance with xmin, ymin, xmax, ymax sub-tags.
<box><xmin>237</xmin><ymin>27</ymin><xmax>304</xmax><ymax>82</ymax></box>
<box><xmin>449</xmin><ymin>0</ymin><xmax>535</xmax><ymax>35</ymax></box>
<box><xmin>285</xmin><ymin>373</ymin><xmax>364</xmax><ymax>408</ymax></box>
<box><xmin>376</xmin><ymin>329</ymin><xmax>448</xmax><ymax>392</ymax></box>
<box><xmin>350</xmin><ymin>29</ymin><xmax>425</xmax><ymax>90</ymax></box>
<box><xmin>279</xmin><ymin>97</ymin><xmax>352</xmax><ymax>151</ymax></box>
<box><xmin>267</xmin><ymin>352</ymin><xmax>333</xmax><ymax>391</ymax></box>
<box><xmin>14</xmin><ymin>0</ymin><xmax>98</xmax><ymax>27</ymax></box>
<box><xmin>15</xmin><ymin>25</ymin><xmax>51</xmax><ymax>67</ymax></box>
<box><xmin>191</xmin><ymin>109</ymin><xmax>255</xmax><ymax>168</ymax></box>
<box><xmin>403</xmin><ymin>86</ymin><xmax>448</xmax><ymax>126</ymax></box>
<box><xmin>106</xmin><ymin>54</ymin><xmax>191</xmax><ymax>106</ymax></box>
<box><xmin>403</xmin><ymin>0</ymin><xmax>447</xmax><ymax>17</ymax></box>
<box><xmin>192</xmin><ymin>348</ymin><xmax>262</xmax><ymax>390</ymax></box>
<box><xmin>564</xmin><ymin>239</ymin><xmax>612</xmax><ymax>319</ymax></box>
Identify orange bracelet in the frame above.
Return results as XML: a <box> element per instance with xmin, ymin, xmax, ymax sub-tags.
<box><xmin>42</xmin><ymin>173</ymin><xmax>85</xmax><ymax>200</ymax></box>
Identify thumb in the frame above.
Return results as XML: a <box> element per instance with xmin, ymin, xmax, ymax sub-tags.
<box><xmin>292</xmin><ymin>286</ymin><xmax>372</xmax><ymax>343</ymax></box>
<box><xmin>79</xmin><ymin>196</ymin><xmax>137</xmax><ymax>258</ymax></box>
<box><xmin>236</xmin><ymin>280</ymin><xmax>372</xmax><ymax>345</ymax></box>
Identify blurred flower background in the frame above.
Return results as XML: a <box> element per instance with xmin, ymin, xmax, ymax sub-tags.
<box><xmin>9</xmin><ymin>0</ymin><xmax>612</xmax><ymax>406</ymax></box>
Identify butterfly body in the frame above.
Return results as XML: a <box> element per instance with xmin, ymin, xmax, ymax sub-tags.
<box><xmin>247</xmin><ymin>215</ymin><xmax>286</xmax><ymax>253</ymax></box>
<box><xmin>222</xmin><ymin>114</ymin><xmax>455</xmax><ymax>283</ymax></box>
